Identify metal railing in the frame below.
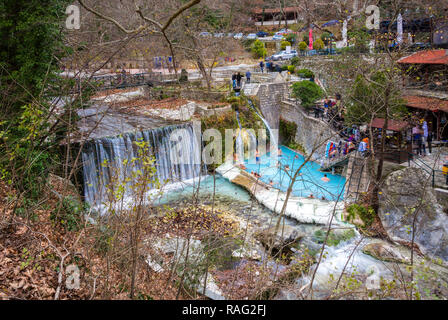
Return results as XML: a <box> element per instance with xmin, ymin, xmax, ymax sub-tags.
<box><xmin>70</xmin><ymin>72</ymin><xmax>179</xmax><ymax>93</ymax></box>
<box><xmin>406</xmin><ymin>151</ymin><xmax>446</xmax><ymax>188</ymax></box>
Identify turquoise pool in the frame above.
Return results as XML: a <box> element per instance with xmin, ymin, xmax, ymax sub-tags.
<box><xmin>243</xmin><ymin>145</ymin><xmax>346</xmax><ymax>200</ymax></box>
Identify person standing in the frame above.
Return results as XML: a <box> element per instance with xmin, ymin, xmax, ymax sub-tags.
<box><xmin>422</xmin><ymin>120</ymin><xmax>429</xmax><ymax>155</ymax></box>
<box><xmin>231</xmin><ymin>73</ymin><xmax>236</xmax><ymax>88</ymax></box>
<box><xmin>354</xmin><ymin>126</ymin><xmax>360</xmax><ymax>142</ymax></box>
<box><xmin>246</xmin><ymin>70</ymin><xmax>251</xmax><ymax>84</ymax></box>
<box><xmin>236</xmin><ymin>72</ymin><xmax>242</xmax><ymax>87</ymax></box>
<box><xmin>412</xmin><ymin>124</ymin><xmax>423</xmax><ymax>156</ymax></box>
<box><xmin>323</xmin><ymin>98</ymin><xmax>330</xmax><ymax>119</ymax></box>
<box><xmin>260</xmin><ymin>60</ymin><xmax>265</xmax><ymax>73</ymax></box>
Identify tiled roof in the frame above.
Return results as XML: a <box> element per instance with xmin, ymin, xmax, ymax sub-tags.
<box><xmin>370</xmin><ymin>118</ymin><xmax>410</xmax><ymax>131</ymax></box>
<box><xmin>398</xmin><ymin>49</ymin><xmax>448</xmax><ymax>65</ymax></box>
<box><xmin>405</xmin><ymin>95</ymin><xmax>448</xmax><ymax>113</ymax></box>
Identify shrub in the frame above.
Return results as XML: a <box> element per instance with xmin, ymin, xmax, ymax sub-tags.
<box><xmin>290</xmin><ymin>56</ymin><xmax>300</xmax><ymax>66</ymax></box>
<box><xmin>243</xmin><ymin>39</ymin><xmax>256</xmax><ymax>51</ymax></box>
<box><xmin>313</xmin><ymin>38</ymin><xmax>325</xmax><ymax>50</ymax></box>
<box><xmin>281</xmin><ymin>65</ymin><xmax>289</xmax><ymax>71</ymax></box>
<box><xmin>251</xmin><ymin>40</ymin><xmax>267</xmax><ymax>58</ymax></box>
<box><xmin>295</xmin><ymin>68</ymin><xmax>314</xmax><ymax>78</ymax></box>
<box><xmin>179</xmin><ymin>69</ymin><xmax>188</xmax><ymax>82</ymax></box>
<box><xmin>291</xmin><ymin>80</ymin><xmax>323</xmax><ymax>108</ymax></box>
<box><xmin>287</xmin><ymin>65</ymin><xmax>296</xmax><ymax>73</ymax></box>
<box><xmin>50</xmin><ymin>196</ymin><xmax>87</xmax><ymax>232</ymax></box>
<box><xmin>346</xmin><ymin>204</ymin><xmax>376</xmax><ymax>227</ymax></box>
<box><xmin>303</xmin><ymin>34</ymin><xmax>309</xmax><ymax>45</ymax></box>
<box><xmin>298</xmin><ymin>41</ymin><xmax>308</xmax><ymax>51</ymax></box>
<box><xmin>321</xmin><ymin>31</ymin><xmax>333</xmax><ymax>45</ymax></box>
<box><xmin>280</xmin><ymin>118</ymin><xmax>297</xmax><ymax>146</ymax></box>
<box><xmin>281</xmin><ymin>41</ymin><xmax>292</xmax><ymax>50</ymax></box>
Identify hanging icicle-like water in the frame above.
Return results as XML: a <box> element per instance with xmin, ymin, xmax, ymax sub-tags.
<box><xmin>81</xmin><ymin>122</ymin><xmax>205</xmax><ymax>210</ymax></box>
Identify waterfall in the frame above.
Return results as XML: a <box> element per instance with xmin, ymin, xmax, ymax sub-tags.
<box><xmin>247</xmin><ymin>99</ymin><xmax>278</xmax><ymax>150</ymax></box>
<box><xmin>81</xmin><ymin>122</ymin><xmax>205</xmax><ymax>210</ymax></box>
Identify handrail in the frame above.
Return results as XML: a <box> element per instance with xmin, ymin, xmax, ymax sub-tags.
<box><xmin>406</xmin><ymin>151</ymin><xmax>441</xmax><ymax>188</ymax></box>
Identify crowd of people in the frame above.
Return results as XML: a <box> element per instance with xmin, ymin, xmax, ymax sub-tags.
<box><xmin>318</xmin><ymin>94</ymin><xmax>438</xmax><ymax>164</ymax></box>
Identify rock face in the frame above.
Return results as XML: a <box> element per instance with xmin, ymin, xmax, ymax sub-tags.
<box><xmin>378</xmin><ymin>167</ymin><xmax>448</xmax><ymax>263</ymax></box>
<box><xmin>362</xmin><ymin>241</ymin><xmax>410</xmax><ymax>264</ymax></box>
<box><xmin>47</xmin><ymin>174</ymin><xmax>81</xmax><ymax>202</ymax></box>
<box><xmin>146</xmin><ymin>237</ymin><xmax>226</xmax><ymax>300</ymax></box>
<box><xmin>255</xmin><ymin>225</ymin><xmax>305</xmax><ymax>251</ymax></box>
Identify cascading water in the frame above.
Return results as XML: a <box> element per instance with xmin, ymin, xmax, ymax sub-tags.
<box><xmin>81</xmin><ymin>122</ymin><xmax>205</xmax><ymax>210</ymax></box>
<box><xmin>247</xmin><ymin>99</ymin><xmax>278</xmax><ymax>164</ymax></box>
<box><xmin>247</xmin><ymin>99</ymin><xmax>277</xmax><ymax>149</ymax></box>
<box><xmin>235</xmin><ymin>111</ymin><xmax>245</xmax><ymax>163</ymax></box>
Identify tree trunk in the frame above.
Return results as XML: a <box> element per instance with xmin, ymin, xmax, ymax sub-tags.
<box><xmin>370</xmin><ymin>86</ymin><xmax>390</xmax><ymax>212</ymax></box>
<box><xmin>196</xmin><ymin>59</ymin><xmax>211</xmax><ymax>91</ymax></box>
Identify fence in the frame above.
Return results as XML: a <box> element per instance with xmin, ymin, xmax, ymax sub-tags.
<box><xmin>70</xmin><ymin>72</ymin><xmax>179</xmax><ymax>93</ymax></box>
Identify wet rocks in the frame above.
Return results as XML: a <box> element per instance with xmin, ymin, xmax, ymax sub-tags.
<box><xmin>255</xmin><ymin>225</ymin><xmax>305</xmax><ymax>252</ymax></box>
<box><xmin>362</xmin><ymin>241</ymin><xmax>410</xmax><ymax>264</ymax></box>
<box><xmin>378</xmin><ymin>167</ymin><xmax>448</xmax><ymax>263</ymax></box>
<box><xmin>145</xmin><ymin>236</ymin><xmax>226</xmax><ymax>300</ymax></box>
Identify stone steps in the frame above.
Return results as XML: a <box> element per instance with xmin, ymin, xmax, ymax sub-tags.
<box><xmin>345</xmin><ymin>154</ymin><xmax>370</xmax><ymax>201</ymax></box>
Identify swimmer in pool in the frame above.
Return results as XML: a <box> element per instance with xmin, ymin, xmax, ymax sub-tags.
<box><xmin>321</xmin><ymin>174</ymin><xmax>330</xmax><ymax>182</ymax></box>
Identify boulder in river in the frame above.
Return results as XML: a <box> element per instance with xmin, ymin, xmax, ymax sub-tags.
<box><xmin>362</xmin><ymin>241</ymin><xmax>410</xmax><ymax>264</ymax></box>
<box><xmin>378</xmin><ymin>167</ymin><xmax>448</xmax><ymax>264</ymax></box>
<box><xmin>255</xmin><ymin>225</ymin><xmax>305</xmax><ymax>251</ymax></box>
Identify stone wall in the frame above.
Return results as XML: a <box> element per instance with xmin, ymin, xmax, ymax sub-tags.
<box><xmin>257</xmin><ymin>82</ymin><xmax>289</xmax><ymax>131</ymax></box>
<box><xmin>180</xmin><ymin>89</ymin><xmax>226</xmax><ymax>102</ymax></box>
<box><xmin>281</xmin><ymin>100</ymin><xmax>343</xmax><ymax>161</ymax></box>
